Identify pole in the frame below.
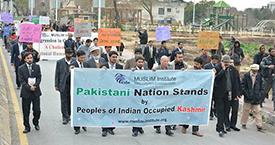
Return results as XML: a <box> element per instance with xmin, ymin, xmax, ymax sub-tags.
<box><xmin>192</xmin><ymin>0</ymin><xmax>195</xmax><ymax>25</ymax></box>
<box><xmin>30</xmin><ymin>0</ymin><xmax>33</xmax><ymax>16</ymax></box>
<box><xmin>10</xmin><ymin>0</ymin><xmax>12</xmax><ymax>14</ymax></box>
<box><xmin>98</xmin><ymin>0</ymin><xmax>101</xmax><ymax>28</ymax></box>
<box><xmin>55</xmin><ymin>0</ymin><xmax>58</xmax><ymax>21</ymax></box>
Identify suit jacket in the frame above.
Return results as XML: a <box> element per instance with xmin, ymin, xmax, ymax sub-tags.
<box><xmin>242</xmin><ymin>72</ymin><xmax>264</xmax><ymax>105</ymax></box>
<box><xmin>101</xmin><ymin>53</ymin><xmax>108</xmax><ymax>63</ymax></box>
<box><xmin>85</xmin><ymin>57</ymin><xmax>106</xmax><ymax>68</ymax></box>
<box><xmin>10</xmin><ymin>43</ymin><xmax>27</xmax><ymax>66</ymax></box>
<box><xmin>101</xmin><ymin>63</ymin><xmax>123</xmax><ymax>70</ymax></box>
<box><xmin>71</xmin><ymin>60</ymin><xmax>89</xmax><ymax>68</ymax></box>
<box><xmin>55</xmin><ymin>58</ymin><xmax>75</xmax><ymax>93</ymax></box>
<box><xmin>18</xmin><ymin>63</ymin><xmax>42</xmax><ymax>98</ymax></box>
<box><xmin>124</xmin><ymin>57</ymin><xmax>149</xmax><ymax>70</ymax></box>
<box><xmin>143</xmin><ymin>46</ymin><xmax>156</xmax><ymax>62</ymax></box>
<box><xmin>170</xmin><ymin>48</ymin><xmax>184</xmax><ymax>62</ymax></box>
<box><xmin>203</xmin><ymin>62</ymin><xmax>215</xmax><ymax>70</ymax></box>
<box><xmin>214</xmin><ymin>64</ymin><xmax>241</xmax><ymax>100</ymax></box>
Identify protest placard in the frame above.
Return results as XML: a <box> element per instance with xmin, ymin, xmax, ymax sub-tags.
<box><xmin>74</xmin><ymin>19</ymin><xmax>91</xmax><ymax>37</ymax></box>
<box><xmin>19</xmin><ymin>24</ymin><xmax>42</xmax><ymax>43</ymax></box>
<box><xmin>0</xmin><ymin>12</ymin><xmax>13</xmax><ymax>24</ymax></box>
<box><xmin>31</xmin><ymin>16</ymin><xmax>40</xmax><ymax>24</ymax></box>
<box><xmin>71</xmin><ymin>69</ymin><xmax>214</xmax><ymax>127</ymax></box>
<box><xmin>98</xmin><ymin>28</ymin><xmax>121</xmax><ymax>46</ymax></box>
<box><xmin>156</xmin><ymin>26</ymin><xmax>171</xmax><ymax>42</ymax></box>
<box><xmin>197</xmin><ymin>31</ymin><xmax>220</xmax><ymax>50</ymax></box>
<box><xmin>39</xmin><ymin>16</ymin><xmax>50</xmax><ymax>25</ymax></box>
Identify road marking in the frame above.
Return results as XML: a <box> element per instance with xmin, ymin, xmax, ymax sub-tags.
<box><xmin>0</xmin><ymin>48</ymin><xmax>29</xmax><ymax>145</ymax></box>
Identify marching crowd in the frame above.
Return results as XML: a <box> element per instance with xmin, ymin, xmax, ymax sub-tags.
<box><xmin>5</xmin><ymin>27</ymin><xmax>275</xmax><ymax>139</ymax></box>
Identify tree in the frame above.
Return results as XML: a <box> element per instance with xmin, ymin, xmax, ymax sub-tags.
<box><xmin>14</xmin><ymin>0</ymin><xmax>28</xmax><ymax>16</ymax></box>
<box><xmin>139</xmin><ymin>0</ymin><xmax>155</xmax><ymax>24</ymax></box>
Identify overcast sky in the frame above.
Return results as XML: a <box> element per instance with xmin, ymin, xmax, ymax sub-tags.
<box><xmin>191</xmin><ymin>0</ymin><xmax>273</xmax><ymax>10</ymax></box>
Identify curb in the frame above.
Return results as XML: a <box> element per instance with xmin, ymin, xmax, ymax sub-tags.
<box><xmin>0</xmin><ymin>55</ymin><xmax>11</xmax><ymax>145</ymax></box>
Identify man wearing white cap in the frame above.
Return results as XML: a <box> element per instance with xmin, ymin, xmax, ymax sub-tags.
<box><xmin>241</xmin><ymin>64</ymin><xmax>265</xmax><ymax>132</ymax></box>
<box><xmin>85</xmin><ymin>46</ymin><xmax>106</xmax><ymax>68</ymax></box>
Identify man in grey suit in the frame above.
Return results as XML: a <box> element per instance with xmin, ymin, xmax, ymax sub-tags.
<box><xmin>86</xmin><ymin>46</ymin><xmax>106</xmax><ymax>68</ymax></box>
<box><xmin>55</xmin><ymin>49</ymin><xmax>75</xmax><ymax>125</ymax></box>
<box><xmin>124</xmin><ymin>48</ymin><xmax>148</xmax><ymax>70</ymax></box>
<box><xmin>153</xmin><ymin>56</ymin><xmax>174</xmax><ymax>136</ymax></box>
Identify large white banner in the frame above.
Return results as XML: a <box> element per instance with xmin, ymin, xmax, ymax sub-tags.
<box><xmin>34</xmin><ymin>32</ymin><xmax>98</xmax><ymax>60</ymax></box>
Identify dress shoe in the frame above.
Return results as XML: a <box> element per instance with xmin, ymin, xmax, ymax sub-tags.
<box><xmin>102</xmin><ymin>130</ymin><xmax>107</xmax><ymax>137</ymax></box>
<box><xmin>210</xmin><ymin>116</ymin><xmax>214</xmax><ymax>120</ymax></box>
<box><xmin>155</xmin><ymin>128</ymin><xmax>161</xmax><ymax>134</ymax></box>
<box><xmin>16</xmin><ymin>86</ymin><xmax>20</xmax><ymax>90</ymax></box>
<box><xmin>222</xmin><ymin>130</ymin><xmax>227</xmax><ymax>134</ymax></box>
<box><xmin>219</xmin><ymin>131</ymin><xmax>224</xmax><ymax>137</ymax></box>
<box><xmin>226</xmin><ymin>128</ymin><xmax>231</xmax><ymax>132</ymax></box>
<box><xmin>231</xmin><ymin>126</ymin><xmax>240</xmax><ymax>131</ymax></box>
<box><xmin>181</xmin><ymin>127</ymin><xmax>187</xmax><ymax>134</ymax></box>
<box><xmin>138</xmin><ymin>129</ymin><xmax>144</xmax><ymax>134</ymax></box>
<box><xmin>172</xmin><ymin>125</ymin><xmax>176</xmax><ymax>130</ymax></box>
<box><xmin>132</xmin><ymin>131</ymin><xmax>138</xmax><ymax>137</ymax></box>
<box><xmin>242</xmin><ymin>125</ymin><xmax>247</xmax><ymax>129</ymax></box>
<box><xmin>62</xmin><ymin>119</ymin><xmax>68</xmax><ymax>125</ymax></box>
<box><xmin>192</xmin><ymin>132</ymin><xmax>203</xmax><ymax>137</ymax></box>
<box><xmin>165</xmin><ymin>130</ymin><xmax>174</xmax><ymax>136</ymax></box>
<box><xmin>257</xmin><ymin>127</ymin><xmax>266</xmax><ymax>133</ymax></box>
<box><xmin>82</xmin><ymin>127</ymin><xmax>87</xmax><ymax>132</ymax></box>
<box><xmin>23</xmin><ymin>128</ymin><xmax>30</xmax><ymax>134</ymax></box>
<box><xmin>34</xmin><ymin>125</ymin><xmax>40</xmax><ymax>131</ymax></box>
<box><xmin>74</xmin><ymin>129</ymin><xmax>80</xmax><ymax>135</ymax></box>
<box><xmin>107</xmin><ymin>129</ymin><xmax>115</xmax><ymax>135</ymax></box>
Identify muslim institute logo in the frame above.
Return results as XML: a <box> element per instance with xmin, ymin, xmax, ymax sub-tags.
<box><xmin>115</xmin><ymin>73</ymin><xmax>130</xmax><ymax>84</ymax></box>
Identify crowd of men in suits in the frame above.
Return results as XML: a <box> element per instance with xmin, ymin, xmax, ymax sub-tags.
<box><xmin>8</xmin><ymin>33</ymin><xmax>275</xmax><ymax>138</ymax></box>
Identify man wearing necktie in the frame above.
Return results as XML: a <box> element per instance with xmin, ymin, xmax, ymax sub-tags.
<box><xmin>100</xmin><ymin>51</ymin><xmax>123</xmax><ymax>137</ymax></box>
<box><xmin>18</xmin><ymin>52</ymin><xmax>42</xmax><ymax>134</ymax></box>
<box><xmin>71</xmin><ymin>50</ymin><xmax>88</xmax><ymax>134</ymax></box>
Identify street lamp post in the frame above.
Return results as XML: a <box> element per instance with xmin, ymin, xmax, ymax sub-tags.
<box><xmin>98</xmin><ymin>0</ymin><xmax>101</xmax><ymax>28</ymax></box>
<box><xmin>55</xmin><ymin>0</ymin><xmax>58</xmax><ymax>21</ymax></box>
<box><xmin>192</xmin><ymin>0</ymin><xmax>196</xmax><ymax>25</ymax></box>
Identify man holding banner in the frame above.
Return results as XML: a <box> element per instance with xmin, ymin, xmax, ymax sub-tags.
<box><xmin>153</xmin><ymin>56</ymin><xmax>174</xmax><ymax>136</ymax></box>
<box><xmin>100</xmin><ymin>51</ymin><xmax>123</xmax><ymax>137</ymax></box>
<box><xmin>181</xmin><ymin>57</ymin><xmax>204</xmax><ymax>137</ymax></box>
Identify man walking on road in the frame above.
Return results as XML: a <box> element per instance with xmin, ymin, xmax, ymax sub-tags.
<box><xmin>55</xmin><ymin>49</ymin><xmax>75</xmax><ymax>125</ymax></box>
<box><xmin>18</xmin><ymin>52</ymin><xmax>42</xmax><ymax>134</ymax></box>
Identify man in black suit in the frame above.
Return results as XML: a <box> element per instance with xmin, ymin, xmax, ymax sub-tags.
<box><xmin>11</xmin><ymin>41</ymin><xmax>27</xmax><ymax>89</ymax></box>
<box><xmin>170</xmin><ymin>42</ymin><xmax>184</xmax><ymax>62</ymax></box>
<box><xmin>101</xmin><ymin>51</ymin><xmax>123</xmax><ymax>137</ymax></box>
<box><xmin>69</xmin><ymin>50</ymin><xmax>88</xmax><ymax>134</ymax></box>
<box><xmin>203</xmin><ymin>54</ymin><xmax>220</xmax><ymax>120</ymax></box>
<box><xmin>143</xmin><ymin>40</ymin><xmax>156</xmax><ymax>70</ymax></box>
<box><xmin>18</xmin><ymin>52</ymin><xmax>42</xmax><ymax>134</ymax></box>
<box><xmin>101</xmin><ymin>46</ymin><xmax>112</xmax><ymax>63</ymax></box>
<box><xmin>214</xmin><ymin>55</ymin><xmax>241</xmax><ymax>137</ymax></box>
<box><xmin>55</xmin><ymin>49</ymin><xmax>75</xmax><ymax>125</ymax></box>
<box><xmin>21</xmin><ymin>42</ymin><xmax>40</xmax><ymax>63</ymax></box>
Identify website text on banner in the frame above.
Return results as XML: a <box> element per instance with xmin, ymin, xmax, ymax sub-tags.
<box><xmin>71</xmin><ymin>69</ymin><xmax>215</xmax><ymax>127</ymax></box>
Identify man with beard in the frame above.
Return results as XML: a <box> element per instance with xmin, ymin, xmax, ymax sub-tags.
<box><xmin>204</xmin><ymin>54</ymin><xmax>220</xmax><ymax>120</ymax></box>
<box><xmin>253</xmin><ymin>44</ymin><xmax>268</xmax><ymax>65</ymax></box>
<box><xmin>260</xmin><ymin>47</ymin><xmax>275</xmax><ymax>111</ymax></box>
<box><xmin>86</xmin><ymin>46</ymin><xmax>106</xmax><ymax>68</ymax></box>
<box><xmin>125</xmin><ymin>48</ymin><xmax>148</xmax><ymax>70</ymax></box>
<box><xmin>229</xmin><ymin>41</ymin><xmax>245</xmax><ymax>71</ymax></box>
<box><xmin>170</xmin><ymin>51</ymin><xmax>188</xmax><ymax>70</ymax></box>
<box><xmin>181</xmin><ymin>57</ymin><xmax>204</xmax><ymax>137</ymax></box>
<box><xmin>18</xmin><ymin>52</ymin><xmax>42</xmax><ymax>133</ymax></box>
<box><xmin>214</xmin><ymin>55</ymin><xmax>241</xmax><ymax>137</ymax></box>
<box><xmin>55</xmin><ymin>49</ymin><xmax>75</xmax><ymax>125</ymax></box>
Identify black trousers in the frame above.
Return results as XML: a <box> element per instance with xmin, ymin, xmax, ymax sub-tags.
<box><xmin>153</xmin><ymin>125</ymin><xmax>171</xmax><ymax>131</ymax></box>
<box><xmin>15</xmin><ymin>65</ymin><xmax>20</xmax><ymax>87</ymax></box>
<box><xmin>210</xmin><ymin>99</ymin><xmax>216</xmax><ymax>118</ymax></box>
<box><xmin>102</xmin><ymin>127</ymin><xmax>115</xmax><ymax>132</ymax></box>
<box><xmin>182</xmin><ymin>125</ymin><xmax>199</xmax><ymax>132</ymax></box>
<box><xmin>132</xmin><ymin>127</ymin><xmax>143</xmax><ymax>132</ymax></box>
<box><xmin>225</xmin><ymin>99</ymin><xmax>239</xmax><ymax>128</ymax></box>
<box><xmin>60</xmin><ymin>90</ymin><xmax>70</xmax><ymax>120</ymax></box>
<box><xmin>22</xmin><ymin>96</ymin><xmax>41</xmax><ymax>129</ymax></box>
<box><xmin>215</xmin><ymin>94</ymin><xmax>230</xmax><ymax>132</ymax></box>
